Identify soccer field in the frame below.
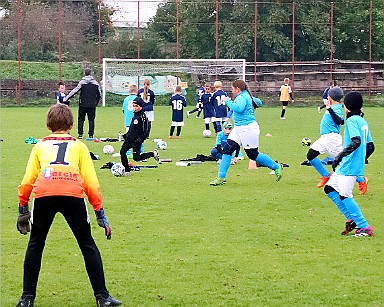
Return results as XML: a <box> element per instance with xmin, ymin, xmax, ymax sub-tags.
<box><xmin>1</xmin><ymin>106</ymin><xmax>384</xmax><ymax>306</ymax></box>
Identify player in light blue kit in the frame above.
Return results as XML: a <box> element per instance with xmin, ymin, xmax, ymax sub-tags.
<box><xmin>122</xmin><ymin>84</ymin><xmax>138</xmax><ymax>132</ymax></box>
<box><xmin>210</xmin><ymin>80</ymin><xmax>282</xmax><ymax>186</ymax></box>
<box><xmin>307</xmin><ymin>87</ymin><xmax>344</xmax><ymax>188</ymax></box>
<box><xmin>324</xmin><ymin>92</ymin><xmax>375</xmax><ymax>236</ymax></box>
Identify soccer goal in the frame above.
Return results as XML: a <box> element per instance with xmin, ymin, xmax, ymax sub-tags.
<box><xmin>101</xmin><ymin>58</ymin><xmax>246</xmax><ymax>106</ymax></box>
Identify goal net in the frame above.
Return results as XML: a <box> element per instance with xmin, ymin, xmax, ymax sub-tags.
<box><xmin>101</xmin><ymin>58</ymin><xmax>246</xmax><ymax>106</ymax></box>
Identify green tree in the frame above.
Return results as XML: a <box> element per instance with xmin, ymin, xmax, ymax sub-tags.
<box><xmin>333</xmin><ymin>0</ymin><xmax>384</xmax><ymax>60</ymax></box>
<box><xmin>0</xmin><ymin>0</ymin><xmax>115</xmax><ymax>62</ymax></box>
<box><xmin>146</xmin><ymin>0</ymin><xmax>384</xmax><ymax>62</ymax></box>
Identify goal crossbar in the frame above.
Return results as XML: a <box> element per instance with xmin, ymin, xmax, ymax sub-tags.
<box><xmin>102</xmin><ymin>58</ymin><xmax>246</xmax><ymax>106</ymax></box>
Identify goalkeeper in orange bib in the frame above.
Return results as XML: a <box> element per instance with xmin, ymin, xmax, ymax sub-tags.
<box><xmin>279</xmin><ymin>77</ymin><xmax>294</xmax><ymax>119</ymax></box>
<box><xmin>16</xmin><ymin>104</ymin><xmax>121</xmax><ymax>307</ymax></box>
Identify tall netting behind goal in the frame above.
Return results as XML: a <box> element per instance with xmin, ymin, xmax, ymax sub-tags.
<box><xmin>102</xmin><ymin>59</ymin><xmax>246</xmax><ymax>106</ymax></box>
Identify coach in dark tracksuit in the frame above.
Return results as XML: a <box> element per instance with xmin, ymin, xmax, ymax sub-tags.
<box><xmin>64</xmin><ymin>68</ymin><xmax>101</xmax><ymax>139</ymax></box>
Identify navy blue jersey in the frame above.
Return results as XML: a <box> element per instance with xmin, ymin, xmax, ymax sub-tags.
<box><xmin>322</xmin><ymin>86</ymin><xmax>331</xmax><ymax>99</ymax></box>
<box><xmin>196</xmin><ymin>86</ymin><xmax>205</xmax><ymax>103</ymax></box>
<box><xmin>211</xmin><ymin>89</ymin><xmax>228</xmax><ymax>118</ymax></box>
<box><xmin>200</xmin><ymin>93</ymin><xmax>215</xmax><ymax>118</ymax></box>
<box><xmin>57</xmin><ymin>92</ymin><xmax>69</xmax><ymax>106</ymax></box>
<box><xmin>138</xmin><ymin>88</ymin><xmax>155</xmax><ymax>111</ymax></box>
<box><xmin>169</xmin><ymin>93</ymin><xmax>187</xmax><ymax>122</ymax></box>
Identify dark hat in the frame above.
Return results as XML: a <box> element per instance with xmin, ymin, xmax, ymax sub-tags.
<box><xmin>344</xmin><ymin>91</ymin><xmax>363</xmax><ymax>111</ymax></box>
<box><xmin>133</xmin><ymin>96</ymin><xmax>144</xmax><ymax>107</ymax></box>
<box><xmin>328</xmin><ymin>86</ymin><xmax>344</xmax><ymax>102</ymax></box>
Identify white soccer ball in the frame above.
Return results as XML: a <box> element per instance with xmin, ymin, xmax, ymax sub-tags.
<box><xmin>157</xmin><ymin>140</ymin><xmax>167</xmax><ymax>150</ymax></box>
<box><xmin>302</xmin><ymin>137</ymin><xmax>311</xmax><ymax>146</ymax></box>
<box><xmin>103</xmin><ymin>144</ymin><xmax>114</xmax><ymax>154</ymax></box>
<box><xmin>110</xmin><ymin>163</ymin><xmax>125</xmax><ymax>176</ymax></box>
<box><xmin>203</xmin><ymin>130</ymin><xmax>212</xmax><ymax>138</ymax></box>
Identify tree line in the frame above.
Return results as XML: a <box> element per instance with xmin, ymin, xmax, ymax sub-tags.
<box><xmin>0</xmin><ymin>0</ymin><xmax>383</xmax><ymax>63</ymax></box>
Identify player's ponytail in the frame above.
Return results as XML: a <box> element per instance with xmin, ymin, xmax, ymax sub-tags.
<box><xmin>232</xmin><ymin>80</ymin><xmax>257</xmax><ymax>109</ymax></box>
<box><xmin>143</xmin><ymin>79</ymin><xmax>150</xmax><ymax>102</ymax></box>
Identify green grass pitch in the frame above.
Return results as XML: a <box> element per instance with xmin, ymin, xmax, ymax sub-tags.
<box><xmin>1</xmin><ymin>105</ymin><xmax>384</xmax><ymax>306</ymax></box>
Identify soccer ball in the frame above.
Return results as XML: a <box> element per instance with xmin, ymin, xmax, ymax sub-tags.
<box><xmin>203</xmin><ymin>130</ymin><xmax>212</xmax><ymax>138</ymax></box>
<box><xmin>103</xmin><ymin>144</ymin><xmax>114</xmax><ymax>154</ymax></box>
<box><xmin>157</xmin><ymin>140</ymin><xmax>167</xmax><ymax>150</ymax></box>
<box><xmin>301</xmin><ymin>137</ymin><xmax>311</xmax><ymax>146</ymax></box>
<box><xmin>111</xmin><ymin>163</ymin><xmax>125</xmax><ymax>176</ymax></box>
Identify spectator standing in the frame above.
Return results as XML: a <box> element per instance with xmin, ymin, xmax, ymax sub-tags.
<box><xmin>64</xmin><ymin>68</ymin><xmax>101</xmax><ymax>139</ymax></box>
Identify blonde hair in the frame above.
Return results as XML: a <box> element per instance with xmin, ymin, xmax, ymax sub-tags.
<box><xmin>143</xmin><ymin>79</ymin><xmax>150</xmax><ymax>101</ymax></box>
<box><xmin>214</xmin><ymin>81</ymin><xmax>222</xmax><ymax>88</ymax></box>
<box><xmin>129</xmin><ymin>84</ymin><xmax>138</xmax><ymax>94</ymax></box>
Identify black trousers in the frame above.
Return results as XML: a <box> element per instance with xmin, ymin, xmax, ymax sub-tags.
<box><xmin>120</xmin><ymin>138</ymin><xmax>154</xmax><ymax>171</ymax></box>
<box><xmin>78</xmin><ymin>107</ymin><xmax>96</xmax><ymax>136</ymax></box>
<box><xmin>22</xmin><ymin>196</ymin><xmax>109</xmax><ymax>298</ymax></box>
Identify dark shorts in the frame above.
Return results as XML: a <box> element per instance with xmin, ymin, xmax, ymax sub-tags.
<box><xmin>281</xmin><ymin>101</ymin><xmax>289</xmax><ymax>107</ymax></box>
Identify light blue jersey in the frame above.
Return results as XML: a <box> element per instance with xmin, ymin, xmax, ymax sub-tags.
<box><xmin>122</xmin><ymin>94</ymin><xmax>136</xmax><ymax>127</ymax></box>
<box><xmin>336</xmin><ymin>115</ymin><xmax>372</xmax><ymax>176</ymax></box>
<box><xmin>225</xmin><ymin>91</ymin><xmax>255</xmax><ymax>127</ymax></box>
<box><xmin>215</xmin><ymin>131</ymin><xmax>228</xmax><ymax>148</ymax></box>
<box><xmin>320</xmin><ymin>103</ymin><xmax>343</xmax><ymax>135</ymax></box>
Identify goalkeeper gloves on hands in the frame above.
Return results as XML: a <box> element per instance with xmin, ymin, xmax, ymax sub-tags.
<box><xmin>95</xmin><ymin>208</ymin><xmax>112</xmax><ymax>240</ymax></box>
<box><xmin>17</xmin><ymin>204</ymin><xmax>31</xmax><ymax>235</ymax></box>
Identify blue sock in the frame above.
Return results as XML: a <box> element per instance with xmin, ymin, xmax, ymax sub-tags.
<box><xmin>140</xmin><ymin>143</ymin><xmax>144</xmax><ymax>153</ymax></box>
<box><xmin>356</xmin><ymin>176</ymin><xmax>364</xmax><ymax>183</ymax></box>
<box><xmin>218</xmin><ymin>154</ymin><xmax>231</xmax><ymax>178</ymax></box>
<box><xmin>309</xmin><ymin>157</ymin><xmax>330</xmax><ymax>177</ymax></box>
<box><xmin>342</xmin><ymin>198</ymin><xmax>369</xmax><ymax>228</ymax></box>
<box><xmin>326</xmin><ymin>191</ymin><xmax>351</xmax><ymax>220</ymax></box>
<box><xmin>256</xmin><ymin>153</ymin><xmax>279</xmax><ymax>170</ymax></box>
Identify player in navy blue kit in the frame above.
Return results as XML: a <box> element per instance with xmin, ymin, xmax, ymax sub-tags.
<box><xmin>307</xmin><ymin>87</ymin><xmax>344</xmax><ymax>188</ymax></box>
<box><xmin>169</xmin><ymin>85</ymin><xmax>187</xmax><ymax>139</ymax></box>
<box><xmin>201</xmin><ymin>84</ymin><xmax>218</xmax><ymax>134</ymax></box>
<box><xmin>211</xmin><ymin>81</ymin><xmax>228</xmax><ymax>132</ymax></box>
<box><xmin>138</xmin><ymin>79</ymin><xmax>155</xmax><ymax>135</ymax></box>
<box><xmin>56</xmin><ymin>81</ymin><xmax>69</xmax><ymax>106</ymax></box>
<box><xmin>324</xmin><ymin>92</ymin><xmax>375</xmax><ymax>236</ymax></box>
<box><xmin>187</xmin><ymin>83</ymin><xmax>204</xmax><ymax>118</ymax></box>
<box><xmin>210</xmin><ymin>80</ymin><xmax>282</xmax><ymax>186</ymax></box>
<box><xmin>318</xmin><ymin>80</ymin><xmax>336</xmax><ymax>112</ymax></box>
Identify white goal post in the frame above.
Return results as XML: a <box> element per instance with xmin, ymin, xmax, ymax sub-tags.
<box><xmin>101</xmin><ymin>58</ymin><xmax>246</xmax><ymax>106</ymax></box>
